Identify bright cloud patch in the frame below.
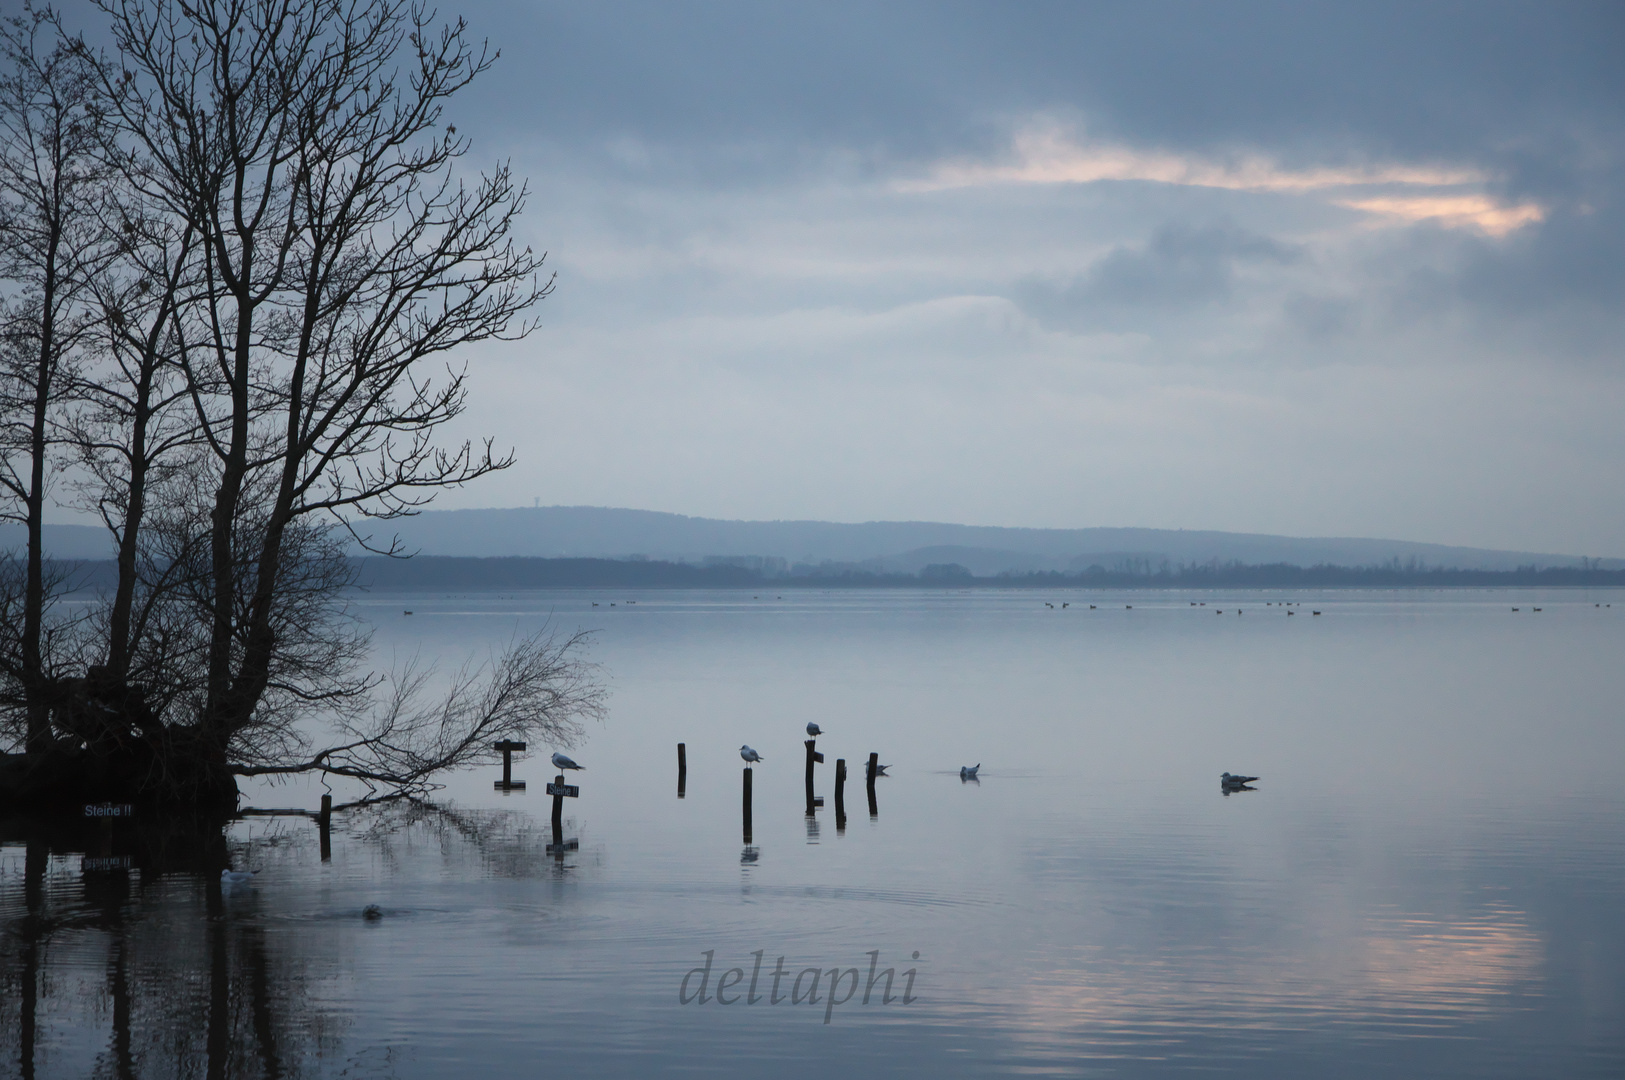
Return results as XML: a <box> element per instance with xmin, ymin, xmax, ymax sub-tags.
<box><xmin>907</xmin><ymin>122</ymin><xmax>1543</xmax><ymax>236</ymax></box>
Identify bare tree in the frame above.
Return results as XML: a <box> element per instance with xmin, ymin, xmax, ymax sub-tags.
<box><xmin>93</xmin><ymin>0</ymin><xmax>555</xmax><ymax>789</ymax></box>
<box><xmin>0</xmin><ymin>0</ymin><xmax>596</xmax><ymax>806</ymax></box>
<box><xmin>0</xmin><ymin>7</ymin><xmax>113</xmax><ymax>752</ymax></box>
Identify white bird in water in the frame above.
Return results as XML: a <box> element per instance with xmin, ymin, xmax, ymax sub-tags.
<box><xmin>221</xmin><ymin>869</ymin><xmax>257</xmax><ymax>888</ymax></box>
<box><xmin>740</xmin><ymin>745</ymin><xmax>763</xmax><ymax>765</ymax></box>
<box><xmin>806</xmin><ymin>722</ymin><xmax>825</xmax><ymax>737</ymax></box>
<box><xmin>960</xmin><ymin>764</ymin><xmax>981</xmax><ymax>779</ymax></box>
<box><xmin>551</xmin><ymin>752</ymin><xmax>584</xmax><ymax>771</ymax></box>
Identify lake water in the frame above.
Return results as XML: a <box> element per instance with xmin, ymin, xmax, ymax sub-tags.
<box><xmin>4</xmin><ymin>588</ymin><xmax>1624</xmax><ymax>1078</ymax></box>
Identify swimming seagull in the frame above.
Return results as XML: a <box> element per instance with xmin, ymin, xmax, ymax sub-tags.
<box><xmin>740</xmin><ymin>745</ymin><xmax>763</xmax><ymax>765</ymax></box>
<box><xmin>960</xmin><ymin>764</ymin><xmax>981</xmax><ymax>779</ymax></box>
<box><xmin>551</xmin><ymin>751</ymin><xmax>584</xmax><ymax>771</ymax></box>
<box><xmin>806</xmin><ymin>722</ymin><xmax>825</xmax><ymax>737</ymax></box>
<box><xmin>1221</xmin><ymin>772</ymin><xmax>1259</xmax><ymax>786</ymax></box>
<box><xmin>221</xmin><ymin>869</ymin><xmax>257</xmax><ymax>888</ymax></box>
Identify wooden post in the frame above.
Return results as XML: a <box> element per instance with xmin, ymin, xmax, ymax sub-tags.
<box><xmin>551</xmin><ymin>774</ymin><xmax>565</xmax><ymax>848</ymax></box>
<box><xmin>834</xmin><ymin>758</ymin><xmax>847</xmax><ymax>832</ymax></box>
<box><xmin>742</xmin><ymin>766</ymin><xmax>753</xmax><ymax>844</ymax></box>
<box><xmin>866</xmin><ymin>752</ymin><xmax>879</xmax><ymax>818</ymax></box>
<box><xmin>804</xmin><ymin>738</ymin><xmax>817</xmax><ymax>814</ymax></box>
<box><xmin>677</xmin><ymin>742</ymin><xmax>687</xmax><ymax>798</ymax></box>
<box><xmin>493</xmin><ymin>739</ymin><xmax>527</xmax><ymax>791</ymax></box>
<box><xmin>319</xmin><ymin>794</ymin><xmax>332</xmax><ymax>861</ymax></box>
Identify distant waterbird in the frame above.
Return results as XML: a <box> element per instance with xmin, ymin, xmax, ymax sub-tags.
<box><xmin>363</xmin><ymin>904</ymin><xmax>383</xmax><ymax>921</ymax></box>
<box><xmin>551</xmin><ymin>752</ymin><xmax>584</xmax><ymax>772</ymax></box>
<box><xmin>740</xmin><ymin>745</ymin><xmax>763</xmax><ymax>765</ymax></box>
<box><xmin>960</xmin><ymin>764</ymin><xmax>981</xmax><ymax>779</ymax></box>
<box><xmin>1221</xmin><ymin>772</ymin><xmax>1259</xmax><ymax>786</ymax></box>
<box><xmin>221</xmin><ymin>869</ymin><xmax>257</xmax><ymax>889</ymax></box>
<box><xmin>806</xmin><ymin>722</ymin><xmax>825</xmax><ymax>737</ymax></box>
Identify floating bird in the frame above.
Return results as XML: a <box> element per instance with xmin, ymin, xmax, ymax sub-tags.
<box><xmin>221</xmin><ymin>869</ymin><xmax>257</xmax><ymax>888</ymax></box>
<box><xmin>960</xmin><ymin>764</ymin><xmax>981</xmax><ymax>779</ymax></box>
<box><xmin>363</xmin><ymin>904</ymin><xmax>383</xmax><ymax>920</ymax></box>
<box><xmin>1221</xmin><ymin>772</ymin><xmax>1259</xmax><ymax>786</ymax></box>
<box><xmin>1062</xmin><ymin>602</ymin><xmax>1069</xmax><ymax>608</ymax></box>
<box><xmin>806</xmin><ymin>722</ymin><xmax>825</xmax><ymax>737</ymax></box>
<box><xmin>551</xmin><ymin>751</ymin><xmax>584</xmax><ymax>771</ymax></box>
<box><xmin>740</xmin><ymin>745</ymin><xmax>763</xmax><ymax>765</ymax></box>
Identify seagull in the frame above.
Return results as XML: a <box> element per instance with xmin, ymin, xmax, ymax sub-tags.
<box><xmin>740</xmin><ymin>745</ymin><xmax>763</xmax><ymax>765</ymax></box>
<box><xmin>873</xmin><ymin>763</ymin><xmax>890</xmax><ymax>776</ymax></box>
<box><xmin>363</xmin><ymin>904</ymin><xmax>383</xmax><ymax>920</ymax></box>
<box><xmin>221</xmin><ymin>869</ymin><xmax>257</xmax><ymax>888</ymax></box>
<box><xmin>806</xmin><ymin>722</ymin><xmax>825</xmax><ymax>737</ymax></box>
<box><xmin>1221</xmin><ymin>772</ymin><xmax>1259</xmax><ymax>785</ymax></box>
<box><xmin>551</xmin><ymin>751</ymin><xmax>584</xmax><ymax>771</ymax></box>
<box><xmin>960</xmin><ymin>764</ymin><xmax>980</xmax><ymax>779</ymax></box>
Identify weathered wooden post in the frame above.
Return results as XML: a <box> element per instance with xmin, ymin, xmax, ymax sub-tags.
<box><xmin>544</xmin><ymin>774</ymin><xmax>580</xmax><ymax>853</ymax></box>
<box><xmin>493</xmin><ymin>740</ymin><xmax>527</xmax><ymax>791</ymax></box>
<box><xmin>834</xmin><ymin>758</ymin><xmax>847</xmax><ymax>832</ymax></box>
<box><xmin>319</xmin><ymin>794</ymin><xmax>332</xmax><ymax>861</ymax></box>
<box><xmin>804</xmin><ymin>738</ymin><xmax>824</xmax><ymax>815</ymax></box>
<box><xmin>677</xmin><ymin>742</ymin><xmax>687</xmax><ymax>798</ymax></box>
<box><xmin>866</xmin><ymin>752</ymin><xmax>879</xmax><ymax>818</ymax></box>
<box><xmin>742</xmin><ymin>766</ymin><xmax>754</xmax><ymax>844</ymax></box>
<box><xmin>551</xmin><ymin>774</ymin><xmax>564</xmax><ymax>847</ymax></box>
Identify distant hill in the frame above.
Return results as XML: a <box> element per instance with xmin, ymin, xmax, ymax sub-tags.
<box><xmin>344</xmin><ymin>505</ymin><xmax>1622</xmax><ymax>573</ymax></box>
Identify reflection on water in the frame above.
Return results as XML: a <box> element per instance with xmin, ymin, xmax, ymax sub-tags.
<box><xmin>4</xmin><ymin>589</ymin><xmax>1625</xmax><ymax>1077</ymax></box>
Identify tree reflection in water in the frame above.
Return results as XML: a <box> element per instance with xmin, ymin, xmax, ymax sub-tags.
<box><xmin>1</xmin><ymin>801</ymin><xmax>550</xmax><ymax>1078</ymax></box>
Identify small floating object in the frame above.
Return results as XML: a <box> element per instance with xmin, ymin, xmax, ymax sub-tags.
<box><xmin>221</xmin><ymin>869</ymin><xmax>258</xmax><ymax>888</ymax></box>
<box><xmin>404</xmin><ymin>610</ymin><xmax>413</xmax><ymax>615</ymax></box>
<box><xmin>1089</xmin><ymin>605</ymin><xmax>1096</xmax><ymax>609</ymax></box>
<box><xmin>1125</xmin><ymin>605</ymin><xmax>1132</xmax><ymax>609</ymax></box>
<box><xmin>1221</xmin><ymin>772</ymin><xmax>1259</xmax><ymax>784</ymax></box>
<box><xmin>1312</xmin><ymin>611</ymin><xmax>1322</xmax><ymax>615</ymax></box>
<box><xmin>1533</xmin><ymin>608</ymin><xmax>1542</xmax><ymax>612</ymax></box>
<box><xmin>363</xmin><ymin>904</ymin><xmax>383</xmax><ymax>921</ymax></box>
<box><xmin>1512</xmin><ymin>608</ymin><xmax>1519</xmax><ymax>612</ymax></box>
<box><xmin>960</xmin><ymin>764</ymin><xmax>980</xmax><ymax>779</ymax></box>
<box><xmin>551</xmin><ymin>751</ymin><xmax>584</xmax><ymax>771</ymax></box>
<box><xmin>740</xmin><ymin>745</ymin><xmax>764</xmax><ymax>765</ymax></box>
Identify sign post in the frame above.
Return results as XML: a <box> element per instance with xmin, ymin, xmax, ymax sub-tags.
<box><xmin>493</xmin><ymin>740</ymin><xmax>527</xmax><ymax>791</ymax></box>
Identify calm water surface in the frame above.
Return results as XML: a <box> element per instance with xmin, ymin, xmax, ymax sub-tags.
<box><xmin>4</xmin><ymin>589</ymin><xmax>1624</xmax><ymax>1077</ymax></box>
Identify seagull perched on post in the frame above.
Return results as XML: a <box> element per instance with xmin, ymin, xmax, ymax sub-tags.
<box><xmin>806</xmin><ymin>722</ymin><xmax>825</xmax><ymax>737</ymax></box>
<box><xmin>740</xmin><ymin>745</ymin><xmax>763</xmax><ymax>765</ymax></box>
<box><xmin>551</xmin><ymin>752</ymin><xmax>583</xmax><ymax>771</ymax></box>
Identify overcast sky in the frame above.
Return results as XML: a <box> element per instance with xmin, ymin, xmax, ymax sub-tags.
<box><xmin>297</xmin><ymin>4</ymin><xmax>1625</xmax><ymax>552</ymax></box>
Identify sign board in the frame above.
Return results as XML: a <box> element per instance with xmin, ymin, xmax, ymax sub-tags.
<box><xmin>84</xmin><ymin>803</ymin><xmax>134</xmax><ymax>818</ymax></box>
<box><xmin>82</xmin><ymin>855</ymin><xmax>133</xmax><ymax>871</ymax></box>
<box><xmin>813</xmin><ymin>751</ymin><xmax>825</xmax><ymax>763</ymax></box>
<box><xmin>493</xmin><ymin>740</ymin><xmax>526</xmax><ymax>752</ymax></box>
<box><xmin>546</xmin><ymin>782</ymin><xmax>579</xmax><ymax>798</ymax></box>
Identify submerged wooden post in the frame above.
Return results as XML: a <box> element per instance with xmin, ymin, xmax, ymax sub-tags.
<box><xmin>493</xmin><ymin>739</ymin><xmax>527</xmax><ymax>791</ymax></box>
<box><xmin>834</xmin><ymin>758</ymin><xmax>847</xmax><ymax>832</ymax></box>
<box><xmin>677</xmin><ymin>742</ymin><xmax>687</xmax><ymax>798</ymax></box>
<box><xmin>866</xmin><ymin>752</ymin><xmax>879</xmax><ymax>818</ymax></box>
<box><xmin>804</xmin><ymin>739</ymin><xmax>818</xmax><ymax>814</ymax></box>
<box><xmin>742</xmin><ymin>766</ymin><xmax>754</xmax><ymax>844</ymax></box>
<box><xmin>551</xmin><ymin>774</ymin><xmax>565</xmax><ymax>848</ymax></box>
<box><xmin>319</xmin><ymin>794</ymin><xmax>332</xmax><ymax>861</ymax></box>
